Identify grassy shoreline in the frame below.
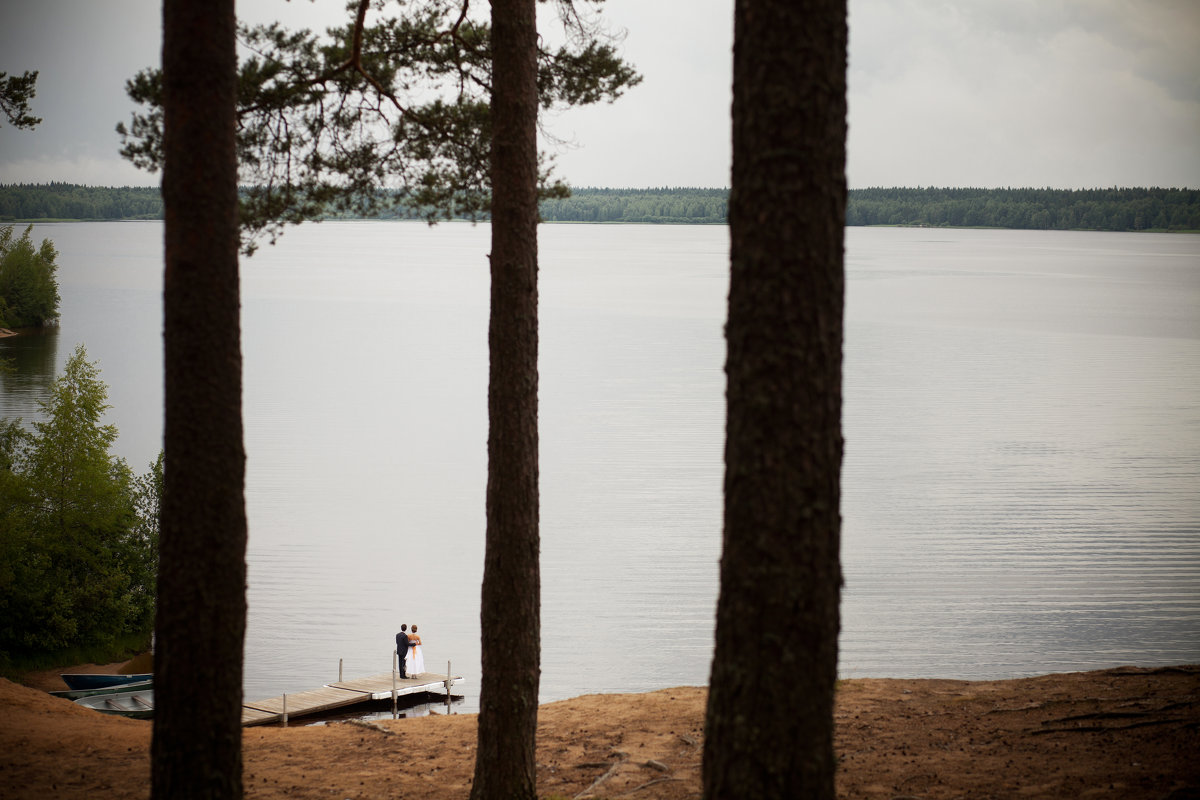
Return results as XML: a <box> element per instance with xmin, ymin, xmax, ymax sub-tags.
<box><xmin>2</xmin><ymin>632</ymin><xmax>151</xmax><ymax>684</ymax></box>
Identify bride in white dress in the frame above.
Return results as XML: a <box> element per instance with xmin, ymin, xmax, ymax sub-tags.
<box><xmin>404</xmin><ymin>624</ymin><xmax>425</xmax><ymax>675</ymax></box>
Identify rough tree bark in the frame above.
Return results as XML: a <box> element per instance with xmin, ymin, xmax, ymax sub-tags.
<box><xmin>153</xmin><ymin>0</ymin><xmax>247</xmax><ymax>797</ymax></box>
<box><xmin>702</xmin><ymin>0</ymin><xmax>847</xmax><ymax>798</ymax></box>
<box><xmin>470</xmin><ymin>0</ymin><xmax>541</xmax><ymax>798</ymax></box>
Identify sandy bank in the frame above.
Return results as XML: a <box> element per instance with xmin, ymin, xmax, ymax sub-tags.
<box><xmin>3</xmin><ymin>665</ymin><xmax>1197</xmax><ymax>799</ymax></box>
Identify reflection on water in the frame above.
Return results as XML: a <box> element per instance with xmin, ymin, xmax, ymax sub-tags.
<box><xmin>0</xmin><ymin>221</ymin><xmax>164</xmax><ymax>469</ymax></box>
<box><xmin>3</xmin><ymin>222</ymin><xmax>1198</xmax><ymax>713</ymax></box>
<box><xmin>840</xmin><ymin>228</ymin><xmax>1200</xmax><ymax>679</ymax></box>
<box><xmin>0</xmin><ymin>326</ymin><xmax>59</xmax><ymax>427</ymax></box>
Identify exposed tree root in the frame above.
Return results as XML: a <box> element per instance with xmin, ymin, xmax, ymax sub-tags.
<box><xmin>574</xmin><ymin>751</ymin><xmax>629</xmax><ymax>799</ymax></box>
<box><xmin>619</xmin><ymin>776</ymin><xmax>682</xmax><ymax>796</ymax></box>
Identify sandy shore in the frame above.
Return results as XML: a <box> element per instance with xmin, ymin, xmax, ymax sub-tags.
<box><xmin>4</xmin><ymin>664</ymin><xmax>1198</xmax><ymax>799</ymax></box>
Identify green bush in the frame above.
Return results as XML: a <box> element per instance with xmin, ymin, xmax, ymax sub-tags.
<box><xmin>0</xmin><ymin>224</ymin><xmax>60</xmax><ymax>328</ymax></box>
<box><xmin>0</xmin><ymin>345</ymin><xmax>159</xmax><ymax>664</ymax></box>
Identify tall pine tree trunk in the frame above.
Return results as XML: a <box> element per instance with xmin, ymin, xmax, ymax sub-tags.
<box><xmin>703</xmin><ymin>0</ymin><xmax>847</xmax><ymax>798</ymax></box>
<box><xmin>470</xmin><ymin>0</ymin><xmax>540</xmax><ymax>798</ymax></box>
<box><xmin>154</xmin><ymin>0</ymin><xmax>246</xmax><ymax>797</ymax></box>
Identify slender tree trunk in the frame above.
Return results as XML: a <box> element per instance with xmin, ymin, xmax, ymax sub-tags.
<box><xmin>703</xmin><ymin>0</ymin><xmax>847</xmax><ymax>798</ymax></box>
<box><xmin>470</xmin><ymin>0</ymin><xmax>540</xmax><ymax>798</ymax></box>
<box><xmin>154</xmin><ymin>0</ymin><xmax>246</xmax><ymax>797</ymax></box>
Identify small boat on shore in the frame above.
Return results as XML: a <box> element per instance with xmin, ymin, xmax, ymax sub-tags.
<box><xmin>74</xmin><ymin>687</ymin><xmax>154</xmax><ymax>719</ymax></box>
<box><xmin>60</xmin><ymin>673</ymin><xmax>152</xmax><ymax>691</ymax></box>
<box><xmin>50</xmin><ymin>679</ymin><xmax>153</xmax><ymax>701</ymax></box>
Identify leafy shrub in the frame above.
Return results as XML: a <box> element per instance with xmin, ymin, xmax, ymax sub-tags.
<box><xmin>0</xmin><ymin>224</ymin><xmax>60</xmax><ymax>328</ymax></box>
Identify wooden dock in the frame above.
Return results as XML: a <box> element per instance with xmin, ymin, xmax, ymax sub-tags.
<box><xmin>241</xmin><ymin>671</ymin><xmax>463</xmax><ymax>727</ymax></box>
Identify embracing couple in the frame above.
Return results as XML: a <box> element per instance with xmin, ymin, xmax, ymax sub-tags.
<box><xmin>394</xmin><ymin>623</ymin><xmax>424</xmax><ymax>679</ymax></box>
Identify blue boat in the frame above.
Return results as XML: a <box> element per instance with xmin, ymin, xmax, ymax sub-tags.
<box><xmin>60</xmin><ymin>673</ymin><xmax>153</xmax><ymax>691</ymax></box>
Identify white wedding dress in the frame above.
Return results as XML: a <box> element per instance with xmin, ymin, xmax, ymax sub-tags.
<box><xmin>405</xmin><ymin>638</ymin><xmax>425</xmax><ymax>675</ymax></box>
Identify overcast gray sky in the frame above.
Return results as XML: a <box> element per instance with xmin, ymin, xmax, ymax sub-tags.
<box><xmin>1</xmin><ymin>0</ymin><xmax>1197</xmax><ymax>189</ymax></box>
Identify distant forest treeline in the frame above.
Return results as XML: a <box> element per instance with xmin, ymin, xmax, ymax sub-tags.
<box><xmin>3</xmin><ymin>183</ymin><xmax>1199</xmax><ymax>232</ymax></box>
<box><xmin>846</xmin><ymin>186</ymin><xmax>1200</xmax><ymax>232</ymax></box>
<box><xmin>538</xmin><ymin>186</ymin><xmax>729</xmax><ymax>223</ymax></box>
<box><xmin>0</xmin><ymin>183</ymin><xmax>164</xmax><ymax>221</ymax></box>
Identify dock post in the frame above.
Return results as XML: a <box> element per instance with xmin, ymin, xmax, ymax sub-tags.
<box><xmin>392</xmin><ymin>650</ymin><xmax>398</xmax><ymax>719</ymax></box>
<box><xmin>282</xmin><ymin>693</ymin><xmax>288</xmax><ymax>728</ymax></box>
<box><xmin>339</xmin><ymin>658</ymin><xmax>343</xmax><ymax>683</ymax></box>
<box><xmin>445</xmin><ymin>660</ymin><xmax>453</xmax><ymax>714</ymax></box>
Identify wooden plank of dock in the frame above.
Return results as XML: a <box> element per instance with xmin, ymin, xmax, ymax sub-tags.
<box><xmin>241</xmin><ymin>706</ymin><xmax>278</xmax><ymax>726</ymax></box>
<box><xmin>241</xmin><ymin>672</ymin><xmax>464</xmax><ymax>727</ymax></box>
<box><xmin>243</xmin><ymin>686</ymin><xmax>367</xmax><ymax>719</ymax></box>
<box><xmin>329</xmin><ymin>671</ymin><xmax>460</xmax><ymax>701</ymax></box>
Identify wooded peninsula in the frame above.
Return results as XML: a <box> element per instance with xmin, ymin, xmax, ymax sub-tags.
<box><xmin>2</xmin><ymin>183</ymin><xmax>1198</xmax><ymax>232</ymax></box>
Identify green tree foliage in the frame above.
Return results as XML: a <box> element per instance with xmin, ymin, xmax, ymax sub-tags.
<box><xmin>6</xmin><ymin>184</ymin><xmax>1198</xmax><ymax>231</ymax></box>
<box><xmin>117</xmin><ymin>0</ymin><xmax>640</xmax><ymax>252</ymax></box>
<box><xmin>0</xmin><ymin>70</ymin><xmax>40</xmax><ymax>129</ymax></box>
<box><xmin>846</xmin><ymin>186</ymin><xmax>1200</xmax><ymax>231</ymax></box>
<box><xmin>0</xmin><ymin>224</ymin><xmax>60</xmax><ymax>328</ymax></box>
<box><xmin>544</xmin><ymin>186</ymin><xmax>1197</xmax><ymax>229</ymax></box>
<box><xmin>129</xmin><ymin>450</ymin><xmax>163</xmax><ymax>612</ymax></box>
<box><xmin>0</xmin><ymin>183</ymin><xmax>164</xmax><ymax>221</ymax></box>
<box><xmin>0</xmin><ymin>345</ymin><xmax>160</xmax><ymax>664</ymax></box>
<box><xmin>539</xmin><ymin>186</ymin><xmax>729</xmax><ymax>223</ymax></box>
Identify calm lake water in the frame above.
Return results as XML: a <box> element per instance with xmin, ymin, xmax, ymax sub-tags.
<box><xmin>2</xmin><ymin>221</ymin><xmax>1198</xmax><ymax>712</ymax></box>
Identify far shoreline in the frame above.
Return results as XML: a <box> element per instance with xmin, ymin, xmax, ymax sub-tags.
<box><xmin>8</xmin><ymin>216</ymin><xmax>1199</xmax><ymax>234</ymax></box>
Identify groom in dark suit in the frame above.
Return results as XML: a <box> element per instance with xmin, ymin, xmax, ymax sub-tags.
<box><xmin>395</xmin><ymin>624</ymin><xmax>410</xmax><ymax>679</ymax></box>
